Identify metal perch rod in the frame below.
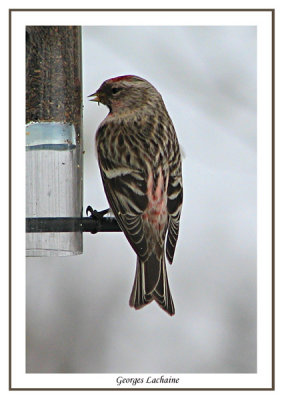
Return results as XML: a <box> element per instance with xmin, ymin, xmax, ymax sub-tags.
<box><xmin>26</xmin><ymin>217</ymin><xmax>121</xmax><ymax>233</ymax></box>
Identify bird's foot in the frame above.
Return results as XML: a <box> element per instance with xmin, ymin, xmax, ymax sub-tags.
<box><xmin>86</xmin><ymin>206</ymin><xmax>111</xmax><ymax>234</ymax></box>
<box><xmin>86</xmin><ymin>206</ymin><xmax>110</xmax><ymax>219</ymax></box>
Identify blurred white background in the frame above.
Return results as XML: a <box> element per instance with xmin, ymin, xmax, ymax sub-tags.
<box><xmin>26</xmin><ymin>25</ymin><xmax>256</xmax><ymax>373</ymax></box>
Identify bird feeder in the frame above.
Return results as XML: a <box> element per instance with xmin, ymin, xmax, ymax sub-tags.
<box><xmin>26</xmin><ymin>26</ymin><xmax>83</xmax><ymax>256</ymax></box>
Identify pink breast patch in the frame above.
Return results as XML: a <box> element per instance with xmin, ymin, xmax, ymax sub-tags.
<box><xmin>143</xmin><ymin>167</ymin><xmax>168</xmax><ymax>231</ymax></box>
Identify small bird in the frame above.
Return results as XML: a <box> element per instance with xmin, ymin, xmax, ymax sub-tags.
<box><xmin>89</xmin><ymin>75</ymin><xmax>183</xmax><ymax>315</ymax></box>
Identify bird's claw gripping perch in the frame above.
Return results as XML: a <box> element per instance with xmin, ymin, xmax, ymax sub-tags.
<box><xmin>86</xmin><ymin>206</ymin><xmax>111</xmax><ymax>234</ymax></box>
<box><xmin>86</xmin><ymin>206</ymin><xmax>110</xmax><ymax>218</ymax></box>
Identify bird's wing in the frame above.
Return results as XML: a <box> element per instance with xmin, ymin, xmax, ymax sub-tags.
<box><xmin>166</xmin><ymin>153</ymin><xmax>183</xmax><ymax>264</ymax></box>
<box><xmin>99</xmin><ymin>159</ymin><xmax>151</xmax><ymax>262</ymax></box>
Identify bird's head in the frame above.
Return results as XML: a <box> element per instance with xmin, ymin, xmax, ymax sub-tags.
<box><xmin>88</xmin><ymin>75</ymin><xmax>162</xmax><ymax>114</ymax></box>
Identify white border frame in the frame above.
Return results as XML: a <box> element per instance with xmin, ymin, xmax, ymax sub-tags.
<box><xmin>10</xmin><ymin>9</ymin><xmax>273</xmax><ymax>390</ymax></box>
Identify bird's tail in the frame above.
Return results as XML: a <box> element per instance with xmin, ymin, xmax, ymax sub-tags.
<box><xmin>129</xmin><ymin>253</ymin><xmax>175</xmax><ymax>316</ymax></box>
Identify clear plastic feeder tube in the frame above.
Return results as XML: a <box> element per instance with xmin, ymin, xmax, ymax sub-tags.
<box><xmin>26</xmin><ymin>26</ymin><xmax>83</xmax><ymax>256</ymax></box>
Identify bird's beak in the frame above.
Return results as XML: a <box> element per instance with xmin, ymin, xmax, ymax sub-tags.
<box><xmin>88</xmin><ymin>91</ymin><xmax>100</xmax><ymax>103</ymax></box>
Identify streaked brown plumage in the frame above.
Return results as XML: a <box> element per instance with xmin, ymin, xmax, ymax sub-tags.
<box><xmin>89</xmin><ymin>75</ymin><xmax>183</xmax><ymax>315</ymax></box>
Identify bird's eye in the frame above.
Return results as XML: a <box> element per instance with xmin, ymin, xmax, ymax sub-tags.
<box><xmin>111</xmin><ymin>87</ymin><xmax>122</xmax><ymax>94</ymax></box>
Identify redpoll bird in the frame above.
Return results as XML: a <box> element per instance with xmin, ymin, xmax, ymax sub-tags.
<box><xmin>89</xmin><ymin>75</ymin><xmax>183</xmax><ymax>316</ymax></box>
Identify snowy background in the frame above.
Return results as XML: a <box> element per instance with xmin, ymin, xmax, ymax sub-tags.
<box><xmin>26</xmin><ymin>26</ymin><xmax>257</xmax><ymax>373</ymax></box>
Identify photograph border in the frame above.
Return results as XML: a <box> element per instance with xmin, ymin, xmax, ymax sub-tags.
<box><xmin>9</xmin><ymin>8</ymin><xmax>275</xmax><ymax>391</ymax></box>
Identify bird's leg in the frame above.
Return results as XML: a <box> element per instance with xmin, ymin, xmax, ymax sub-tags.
<box><xmin>86</xmin><ymin>206</ymin><xmax>111</xmax><ymax>234</ymax></box>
